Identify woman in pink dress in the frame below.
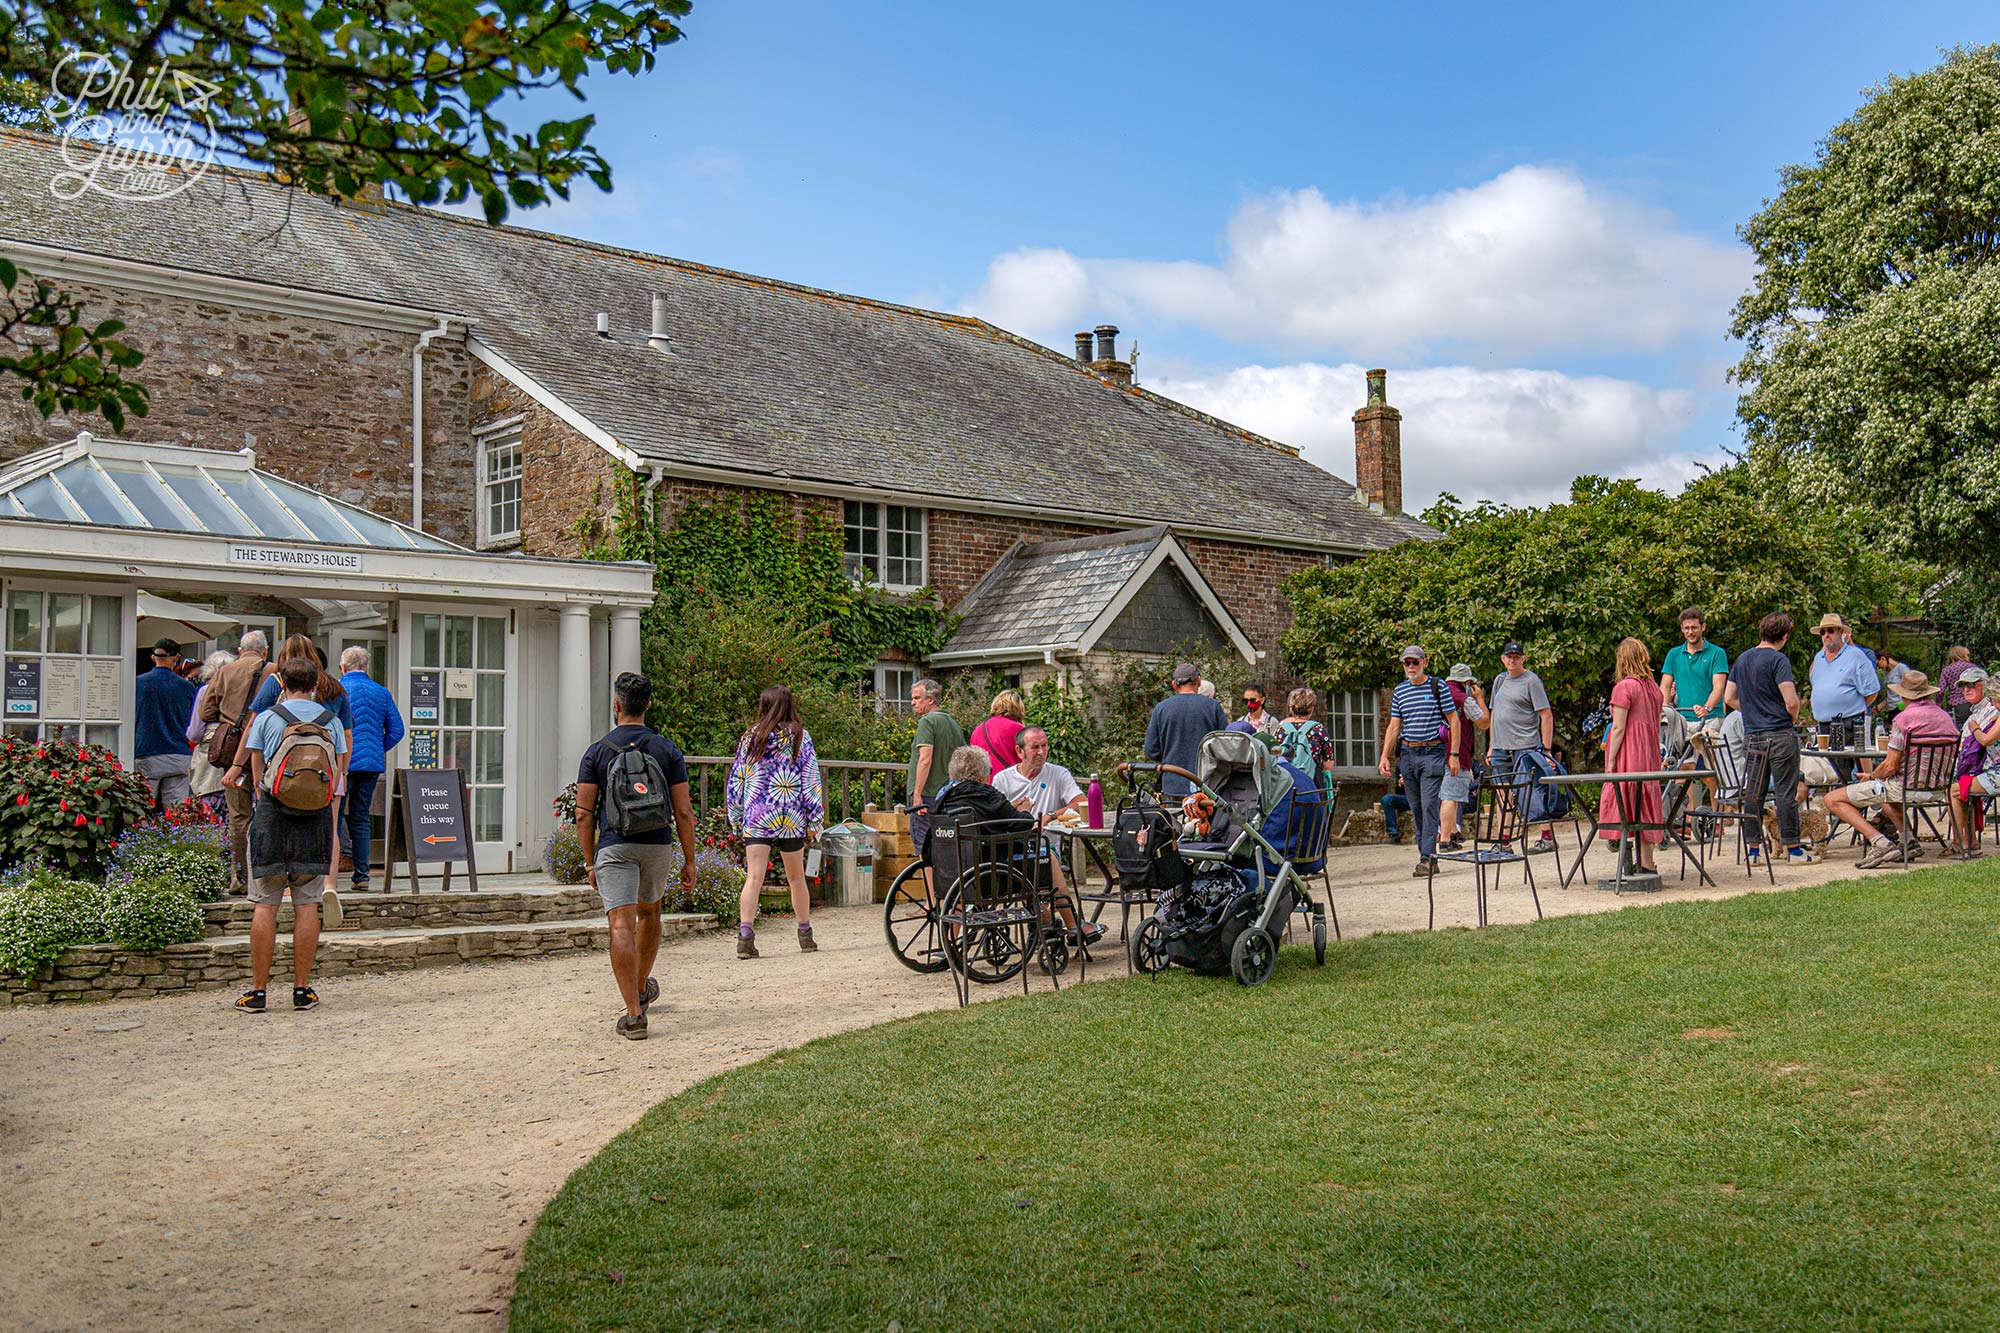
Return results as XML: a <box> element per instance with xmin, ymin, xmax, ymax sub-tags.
<box><xmin>969</xmin><ymin>689</ymin><xmax>1027</xmax><ymax>776</ymax></box>
<box><xmin>1601</xmin><ymin>637</ymin><xmax>1665</xmax><ymax>874</ymax></box>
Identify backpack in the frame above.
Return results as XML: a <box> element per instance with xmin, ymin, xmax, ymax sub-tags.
<box><xmin>1275</xmin><ymin>719</ymin><xmax>1319</xmax><ymax>773</ymax></box>
<box><xmin>1112</xmin><ymin>792</ymin><xmax>1189</xmax><ymax>893</ymax></box>
<box><xmin>1515</xmin><ymin>747</ymin><xmax>1573</xmax><ymax>823</ymax></box>
<box><xmin>602</xmin><ymin>735</ymin><xmax>672</xmax><ymax>836</ymax></box>
<box><xmin>264</xmin><ymin>705</ymin><xmax>337</xmax><ymax>812</ymax></box>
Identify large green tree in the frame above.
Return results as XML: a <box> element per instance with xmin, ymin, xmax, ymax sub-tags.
<box><xmin>1731</xmin><ymin>44</ymin><xmax>2000</xmax><ymax>556</ymax></box>
<box><xmin>1281</xmin><ymin>470</ymin><xmax>1923</xmax><ymax>750</ymax></box>
<box><xmin>0</xmin><ymin>0</ymin><xmax>691</xmax><ymax>428</ymax></box>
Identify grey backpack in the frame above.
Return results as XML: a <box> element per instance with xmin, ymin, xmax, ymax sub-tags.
<box><xmin>603</xmin><ymin>737</ymin><xmax>671</xmax><ymax>836</ymax></box>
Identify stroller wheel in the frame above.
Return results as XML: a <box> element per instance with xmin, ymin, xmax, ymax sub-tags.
<box><xmin>1129</xmin><ymin>916</ymin><xmax>1170</xmax><ymax>976</ymax></box>
<box><xmin>1230</xmin><ymin>927</ymin><xmax>1277</xmax><ymax>987</ymax></box>
<box><xmin>1313</xmin><ymin>913</ymin><xmax>1327</xmax><ymax>967</ymax></box>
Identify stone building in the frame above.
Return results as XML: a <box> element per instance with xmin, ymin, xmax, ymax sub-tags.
<box><xmin>0</xmin><ymin>127</ymin><xmax>1428</xmax><ymax>782</ymax></box>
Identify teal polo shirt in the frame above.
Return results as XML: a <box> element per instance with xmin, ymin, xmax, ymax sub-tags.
<box><xmin>1661</xmin><ymin>640</ymin><xmax>1729</xmax><ymax>721</ymax></box>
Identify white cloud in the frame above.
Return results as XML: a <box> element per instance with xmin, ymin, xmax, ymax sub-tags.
<box><xmin>962</xmin><ymin>166</ymin><xmax>1749</xmax><ymax>359</ymax></box>
<box><xmin>1146</xmin><ymin>362</ymin><xmax>1717</xmax><ymax>509</ymax></box>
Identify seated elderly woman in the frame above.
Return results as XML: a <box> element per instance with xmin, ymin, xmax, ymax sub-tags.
<box><xmin>924</xmin><ymin>745</ymin><xmax>1106</xmax><ymax>946</ymax></box>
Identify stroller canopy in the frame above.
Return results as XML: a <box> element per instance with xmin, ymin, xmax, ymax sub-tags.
<box><xmin>1195</xmin><ymin>730</ymin><xmax>1294</xmax><ymax>823</ymax></box>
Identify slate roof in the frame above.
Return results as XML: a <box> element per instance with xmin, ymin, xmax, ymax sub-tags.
<box><xmin>0</xmin><ymin>129</ymin><xmax>1434</xmax><ymax>554</ymax></box>
<box><xmin>946</xmin><ymin>528</ymin><xmax>1166</xmax><ymax>658</ymax></box>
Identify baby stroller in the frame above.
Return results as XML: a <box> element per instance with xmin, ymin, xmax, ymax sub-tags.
<box><xmin>1116</xmin><ymin>734</ymin><xmax>1333</xmax><ymax>987</ymax></box>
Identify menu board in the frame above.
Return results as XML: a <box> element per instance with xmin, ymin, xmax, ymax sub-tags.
<box><xmin>83</xmin><ymin>659</ymin><xmax>122</xmax><ymax>718</ymax></box>
<box><xmin>42</xmin><ymin>659</ymin><xmax>81</xmax><ymax>719</ymax></box>
<box><xmin>408</xmin><ymin>730</ymin><xmax>439</xmax><ymax>769</ymax></box>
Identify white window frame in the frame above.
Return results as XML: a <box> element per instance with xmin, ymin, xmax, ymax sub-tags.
<box><xmin>872</xmin><ymin>661</ymin><xmax>916</xmax><ymax>714</ymax></box>
<box><xmin>1324</xmin><ymin>687</ymin><xmax>1381</xmax><ymax>775</ymax></box>
<box><xmin>475</xmin><ymin>418</ymin><xmax>524</xmax><ymax>550</ymax></box>
<box><xmin>843</xmin><ymin>501</ymin><xmax>927</xmax><ymax>591</ymax></box>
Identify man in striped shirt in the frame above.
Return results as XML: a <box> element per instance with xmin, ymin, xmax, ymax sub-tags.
<box><xmin>1377</xmin><ymin>644</ymin><xmax>1461</xmax><ymax>876</ymax></box>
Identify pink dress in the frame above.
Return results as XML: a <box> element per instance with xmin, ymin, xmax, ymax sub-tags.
<box><xmin>969</xmin><ymin>715</ymin><xmax>1024</xmax><ymax>775</ymax></box>
<box><xmin>1601</xmin><ymin>676</ymin><xmax>1664</xmax><ymax>844</ymax></box>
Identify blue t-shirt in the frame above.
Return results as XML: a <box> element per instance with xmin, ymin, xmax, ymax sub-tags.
<box><xmin>244</xmin><ymin>697</ymin><xmax>349</xmax><ymax>784</ymax></box>
<box><xmin>1806</xmin><ymin>642</ymin><xmax>1881</xmax><ymax>721</ymax></box>
<box><xmin>133</xmin><ymin>666</ymin><xmax>196</xmax><ymax>758</ymax></box>
<box><xmin>1391</xmin><ymin>676</ymin><xmax>1458</xmax><ymax>744</ymax></box>
<box><xmin>250</xmin><ymin>671</ymin><xmax>354</xmax><ymax>734</ymax></box>
<box><xmin>577</xmin><ymin>724</ymin><xmax>690</xmax><ymax>848</ymax></box>
<box><xmin>1142</xmin><ymin>692</ymin><xmax>1229</xmax><ymax>795</ymax></box>
<box><xmin>1729</xmin><ymin>647</ymin><xmax>1795</xmax><ymax>734</ymax></box>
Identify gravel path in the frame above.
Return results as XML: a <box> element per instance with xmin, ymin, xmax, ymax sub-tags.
<box><xmin>0</xmin><ymin>839</ymin><xmax>1869</xmax><ymax>1330</ymax></box>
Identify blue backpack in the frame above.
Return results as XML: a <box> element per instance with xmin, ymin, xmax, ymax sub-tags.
<box><xmin>1514</xmin><ymin>747</ymin><xmax>1573</xmax><ymax>823</ymax></box>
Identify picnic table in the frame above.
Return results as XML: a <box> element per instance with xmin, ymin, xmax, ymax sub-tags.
<box><xmin>1536</xmin><ymin>769</ymin><xmax>1717</xmax><ymax>892</ymax></box>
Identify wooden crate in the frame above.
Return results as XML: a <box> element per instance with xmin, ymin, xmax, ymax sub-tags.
<box><xmin>860</xmin><ymin>808</ymin><xmax>915</xmax><ymax>858</ymax></box>
<box><xmin>874</xmin><ymin>853</ymin><xmax>919</xmax><ymax>901</ymax></box>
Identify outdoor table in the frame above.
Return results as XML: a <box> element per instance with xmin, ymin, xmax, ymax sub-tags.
<box><xmin>1048</xmin><ymin>824</ymin><xmax>1144</xmax><ymax>941</ymax></box>
<box><xmin>1537</xmin><ymin>770</ymin><xmax>1717</xmax><ymax>892</ymax></box>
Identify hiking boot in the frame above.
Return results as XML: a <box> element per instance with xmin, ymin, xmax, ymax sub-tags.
<box><xmin>615</xmin><ymin>1012</ymin><xmax>648</xmax><ymax>1041</ymax></box>
<box><xmin>292</xmin><ymin>986</ymin><xmax>319</xmax><ymax>1011</ymax></box>
<box><xmin>736</xmin><ymin>930</ymin><xmax>759</xmax><ymax>960</ymax></box>
<box><xmin>233</xmin><ymin>989</ymin><xmax>266</xmax><ymax>1014</ymax></box>
<box><xmin>1413</xmin><ymin>859</ymin><xmax>1434</xmax><ymax>878</ymax></box>
<box><xmin>797</xmin><ymin>925</ymin><xmax>818</xmax><ymax>953</ymax></box>
<box><xmin>1526</xmin><ymin>836</ymin><xmax>1558</xmax><ymax>855</ymax></box>
<box><xmin>641</xmin><ymin>976</ymin><xmax>659</xmax><ymax>1013</ymax></box>
<box><xmin>319</xmin><ymin>886</ymin><xmax>342</xmax><ymax>929</ymax></box>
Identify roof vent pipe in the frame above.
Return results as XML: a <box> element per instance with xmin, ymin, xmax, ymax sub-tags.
<box><xmin>1094</xmin><ymin>324</ymin><xmax>1118</xmax><ymax>361</ymax></box>
<box><xmin>1074</xmin><ymin>331</ymin><xmax>1093</xmax><ymax>362</ymax></box>
<box><xmin>595</xmin><ymin>313</ymin><xmax>610</xmax><ymax>338</ymax></box>
<box><xmin>648</xmin><ymin>292</ymin><xmax>672</xmax><ymax>354</ymax></box>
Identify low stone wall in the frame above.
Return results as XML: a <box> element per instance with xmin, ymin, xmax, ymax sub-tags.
<box><xmin>1</xmin><ymin>915</ymin><xmax>717</xmax><ymax>1006</ymax></box>
<box><xmin>199</xmin><ymin>887</ymin><xmax>603</xmax><ymax>937</ymax></box>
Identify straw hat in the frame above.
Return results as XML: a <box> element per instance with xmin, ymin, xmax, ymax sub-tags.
<box><xmin>1812</xmin><ymin>612</ymin><xmax>1848</xmax><ymax>632</ymax></box>
<box><xmin>1890</xmin><ymin>669</ymin><xmax>1938</xmax><ymax>701</ymax></box>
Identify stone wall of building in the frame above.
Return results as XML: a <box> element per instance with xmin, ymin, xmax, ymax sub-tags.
<box><xmin>0</xmin><ymin>278</ymin><xmax>479</xmax><ymax>545</ymax></box>
<box><xmin>468</xmin><ymin>370</ymin><xmax>623</xmax><ymax>557</ymax></box>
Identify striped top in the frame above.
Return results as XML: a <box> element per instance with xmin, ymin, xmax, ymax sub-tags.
<box><xmin>1391</xmin><ymin>676</ymin><xmax>1458</xmax><ymax>744</ymax></box>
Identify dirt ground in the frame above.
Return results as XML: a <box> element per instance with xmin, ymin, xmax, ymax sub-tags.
<box><xmin>0</xmin><ymin>836</ymin><xmax>1880</xmax><ymax>1331</ymax></box>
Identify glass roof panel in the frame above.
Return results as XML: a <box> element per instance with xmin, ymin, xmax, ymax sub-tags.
<box><xmin>336</xmin><ymin>503</ymin><xmax>423</xmax><ymax>549</ymax></box>
<box><xmin>98</xmin><ymin>461</ymin><xmax>191</xmax><ymax>529</ymax></box>
<box><xmin>210</xmin><ymin>472</ymin><xmax>309</xmax><ymax>541</ymax></box>
<box><xmin>49</xmin><ymin>460</ymin><xmax>132</xmax><ymax>526</ymax></box>
<box><xmin>254</xmin><ymin>475</ymin><xmax>365</xmax><ymax>543</ymax></box>
<box><xmin>14</xmin><ymin>475</ymin><xmax>85</xmax><ymax>522</ymax></box>
<box><xmin>155</xmin><ymin>467</ymin><xmax>257</xmax><ymax>535</ymax></box>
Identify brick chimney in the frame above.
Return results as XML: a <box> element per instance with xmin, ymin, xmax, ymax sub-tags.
<box><xmin>1352</xmin><ymin>368</ymin><xmax>1402</xmax><ymax>514</ymax></box>
<box><xmin>1083</xmin><ymin>323</ymin><xmax>1133</xmax><ymax>388</ymax></box>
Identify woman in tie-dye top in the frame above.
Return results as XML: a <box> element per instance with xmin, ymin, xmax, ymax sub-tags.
<box><xmin>726</xmin><ymin>685</ymin><xmax>825</xmax><ymax>958</ymax></box>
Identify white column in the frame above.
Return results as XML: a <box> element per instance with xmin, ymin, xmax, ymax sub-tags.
<box><xmin>609</xmin><ymin>607</ymin><xmax>642</xmax><ymax>684</ymax></box>
<box><xmin>558</xmin><ymin>603</ymin><xmax>594</xmax><ymax>770</ymax></box>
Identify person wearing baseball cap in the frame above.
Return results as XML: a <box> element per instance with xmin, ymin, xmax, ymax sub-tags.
<box><xmin>1487</xmin><ymin>640</ymin><xmax>1559</xmax><ymax>853</ymax></box>
<box><xmin>1144</xmin><ymin>661</ymin><xmax>1228</xmax><ymax>799</ymax></box>
<box><xmin>134</xmin><ymin>637</ymin><xmax>197</xmax><ymax>811</ymax></box>
<box><xmin>1806</xmin><ymin>612</ymin><xmax>1880</xmax><ymax>785</ymax></box>
<box><xmin>1378</xmin><ymin>645</ymin><xmax>1460</xmax><ymax>875</ymax></box>
<box><xmin>1951</xmin><ymin>667</ymin><xmax>2000</xmax><ymax>855</ymax></box>
<box><xmin>1435</xmin><ymin>664</ymin><xmax>1489</xmax><ymax>851</ymax></box>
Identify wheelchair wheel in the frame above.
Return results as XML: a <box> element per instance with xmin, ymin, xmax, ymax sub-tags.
<box><xmin>1313</xmin><ymin>912</ymin><xmax>1327</xmax><ymax>967</ymax></box>
<box><xmin>940</xmin><ymin>876</ymin><xmax>1033</xmax><ymax>986</ymax></box>
<box><xmin>1036</xmin><ymin>928</ymin><xmax>1071</xmax><ymax>977</ymax></box>
<box><xmin>1129</xmin><ymin>915</ymin><xmax>1170</xmax><ymax>975</ymax></box>
<box><xmin>882</xmin><ymin>861</ymin><xmax>949</xmax><ymax>974</ymax></box>
<box><xmin>1230</xmin><ymin>927</ymin><xmax>1277</xmax><ymax>987</ymax></box>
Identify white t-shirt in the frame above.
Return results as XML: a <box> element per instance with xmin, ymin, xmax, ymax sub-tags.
<box><xmin>991</xmin><ymin>761</ymin><xmax>1083</xmax><ymax>820</ymax></box>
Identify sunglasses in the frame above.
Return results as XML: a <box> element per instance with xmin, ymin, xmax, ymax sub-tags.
<box><xmin>1242</xmin><ymin>697</ymin><xmax>1261</xmax><ymax>706</ymax></box>
<box><xmin>1818</xmin><ymin>629</ymin><xmax>1843</xmax><ymax>636</ymax></box>
<box><xmin>1401</xmin><ymin>659</ymin><xmax>1423</xmax><ymax>667</ymax></box>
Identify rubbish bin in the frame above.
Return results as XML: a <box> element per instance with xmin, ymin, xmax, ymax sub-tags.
<box><xmin>817</xmin><ymin>820</ymin><xmax>880</xmax><ymax>907</ymax></box>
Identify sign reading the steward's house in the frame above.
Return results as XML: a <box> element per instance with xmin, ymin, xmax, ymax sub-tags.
<box><xmin>5</xmin><ymin>659</ymin><xmax>38</xmax><ymax>716</ymax></box>
<box><xmin>227</xmin><ymin>544</ymin><xmax>363</xmax><ymax>572</ymax></box>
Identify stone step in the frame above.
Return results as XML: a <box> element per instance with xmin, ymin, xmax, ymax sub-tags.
<box><xmin>1</xmin><ymin>914</ymin><xmax>719</xmax><ymax>1006</ymax></box>
<box><xmin>199</xmin><ymin>886</ymin><xmax>603</xmax><ymax>938</ymax></box>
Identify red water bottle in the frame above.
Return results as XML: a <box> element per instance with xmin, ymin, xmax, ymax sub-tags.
<box><xmin>1087</xmin><ymin>773</ymin><xmax>1103</xmax><ymax>828</ymax></box>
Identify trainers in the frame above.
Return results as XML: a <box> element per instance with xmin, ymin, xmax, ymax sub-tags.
<box><xmin>319</xmin><ymin>886</ymin><xmax>342</xmax><ymax>929</ymax></box>
<box><xmin>736</xmin><ymin>930</ymin><xmax>759</xmax><ymax>960</ymax></box>
<box><xmin>797</xmin><ymin>925</ymin><xmax>818</xmax><ymax>953</ymax></box>
<box><xmin>1856</xmin><ymin>839</ymin><xmax>1895</xmax><ymax>870</ymax></box>
<box><xmin>1413</xmin><ymin>859</ymin><xmax>1435</xmax><ymax>878</ymax></box>
<box><xmin>292</xmin><ymin>986</ymin><xmax>319</xmax><ymax>1011</ymax></box>
<box><xmin>1526</xmin><ymin>837</ymin><xmax>1558</xmax><ymax>855</ymax></box>
<box><xmin>615</xmin><ymin>1012</ymin><xmax>648</xmax><ymax>1041</ymax></box>
<box><xmin>233</xmin><ymin>988</ymin><xmax>266</xmax><ymax>1014</ymax></box>
<box><xmin>1786</xmin><ymin>846</ymin><xmax>1820</xmax><ymax>866</ymax></box>
<box><xmin>1746</xmin><ymin>846</ymin><xmax>1763</xmax><ymax>867</ymax></box>
<box><xmin>641</xmin><ymin>976</ymin><xmax>659</xmax><ymax>1013</ymax></box>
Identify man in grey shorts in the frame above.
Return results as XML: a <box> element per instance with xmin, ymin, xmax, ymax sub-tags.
<box><xmin>575</xmin><ymin>672</ymin><xmax>696</xmax><ymax>1041</ymax></box>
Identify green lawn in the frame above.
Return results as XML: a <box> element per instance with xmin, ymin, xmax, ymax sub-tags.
<box><xmin>512</xmin><ymin>864</ymin><xmax>2000</xmax><ymax>1331</ymax></box>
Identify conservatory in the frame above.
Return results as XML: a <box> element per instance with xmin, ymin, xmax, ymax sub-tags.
<box><xmin>1</xmin><ymin>434</ymin><xmax>653</xmax><ymax>872</ymax></box>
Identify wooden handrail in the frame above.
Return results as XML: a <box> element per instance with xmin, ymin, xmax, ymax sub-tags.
<box><xmin>681</xmin><ymin>755</ymin><xmax>907</xmax><ymax>826</ymax></box>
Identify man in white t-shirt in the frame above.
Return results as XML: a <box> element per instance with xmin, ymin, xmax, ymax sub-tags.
<box><xmin>990</xmin><ymin>726</ymin><xmax>1102</xmax><ymax>946</ymax></box>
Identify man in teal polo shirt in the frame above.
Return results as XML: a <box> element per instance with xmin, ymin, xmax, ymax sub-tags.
<box><xmin>1660</xmin><ymin>607</ymin><xmax>1729</xmax><ymax>733</ymax></box>
<box><xmin>1807</xmin><ymin>611</ymin><xmax>1881</xmax><ymax>784</ymax></box>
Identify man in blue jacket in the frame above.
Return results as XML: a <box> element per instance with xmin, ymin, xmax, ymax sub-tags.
<box><xmin>338</xmin><ymin>646</ymin><xmax>406</xmax><ymax>891</ymax></box>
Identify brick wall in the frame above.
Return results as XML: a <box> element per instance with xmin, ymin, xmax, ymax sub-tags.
<box><xmin>0</xmin><ymin>279</ymin><xmax>478</xmax><ymax>545</ymax></box>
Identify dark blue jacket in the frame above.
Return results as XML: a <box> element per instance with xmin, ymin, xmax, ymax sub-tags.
<box><xmin>339</xmin><ymin>670</ymin><xmax>406</xmax><ymax>775</ymax></box>
<box><xmin>134</xmin><ymin>666</ymin><xmax>196</xmax><ymax>758</ymax></box>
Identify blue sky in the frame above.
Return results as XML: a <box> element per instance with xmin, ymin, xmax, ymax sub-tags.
<box><xmin>491</xmin><ymin>1</ymin><xmax>1993</xmax><ymax>508</ymax></box>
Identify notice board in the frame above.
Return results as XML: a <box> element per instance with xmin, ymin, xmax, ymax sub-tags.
<box><xmin>384</xmin><ymin>767</ymin><xmax>479</xmax><ymax>893</ymax></box>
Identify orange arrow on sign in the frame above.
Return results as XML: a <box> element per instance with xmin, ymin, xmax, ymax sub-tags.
<box><xmin>424</xmin><ymin>834</ymin><xmax>458</xmax><ymax>845</ymax></box>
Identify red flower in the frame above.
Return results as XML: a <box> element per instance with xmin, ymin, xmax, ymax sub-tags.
<box><xmin>73</xmin><ymin>813</ymin><xmax>85</xmax><ymax>826</ymax></box>
<box><xmin>58</xmin><ymin>799</ymin><xmax>67</xmax><ymax>811</ymax></box>
<box><xmin>13</xmin><ymin>793</ymin><xmax>23</xmax><ymax>806</ymax></box>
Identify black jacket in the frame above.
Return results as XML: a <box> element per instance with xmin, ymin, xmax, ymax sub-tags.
<box><xmin>924</xmin><ymin>780</ymin><xmax>1035</xmax><ymax>861</ymax></box>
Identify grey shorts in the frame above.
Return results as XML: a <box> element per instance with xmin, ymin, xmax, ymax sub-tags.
<box><xmin>596</xmin><ymin>841</ymin><xmax>673</xmax><ymax>911</ymax></box>
<box><xmin>1440</xmin><ymin>772</ymin><xmax>1474</xmax><ymax>803</ymax></box>
<box><xmin>249</xmin><ymin>871</ymin><xmax>324</xmax><ymax>907</ymax></box>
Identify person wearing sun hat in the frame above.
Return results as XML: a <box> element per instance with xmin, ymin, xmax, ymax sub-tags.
<box><xmin>1435</xmin><ymin>663</ymin><xmax>1489</xmax><ymax>851</ymax></box>
<box><xmin>1950</xmin><ymin>667</ymin><xmax>2000</xmax><ymax>856</ymax></box>
<box><xmin>1823</xmin><ymin>669</ymin><xmax>1957</xmax><ymax>868</ymax></box>
<box><xmin>1806</xmin><ymin>611</ymin><xmax>1880</xmax><ymax>785</ymax></box>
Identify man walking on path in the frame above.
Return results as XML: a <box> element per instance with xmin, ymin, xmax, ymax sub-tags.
<box><xmin>1379</xmin><ymin>645</ymin><xmax>1459</xmax><ymax>876</ymax></box>
<box><xmin>1726</xmin><ymin>612</ymin><xmax>1818</xmax><ymax>868</ymax></box>
<box><xmin>234</xmin><ymin>655</ymin><xmax>348</xmax><ymax>1013</ymax></box>
<box><xmin>336</xmin><ymin>647</ymin><xmax>405</xmax><ymax>892</ymax></box>
<box><xmin>1660</xmin><ymin>608</ymin><xmax>1729</xmax><ymax>733</ymax></box>
<box><xmin>1807</xmin><ymin>612</ymin><xmax>1880</xmax><ymax>784</ymax></box>
<box><xmin>1487</xmin><ymin>641</ymin><xmax>1558</xmax><ymax>853</ymax></box>
<box><xmin>575</xmin><ymin>672</ymin><xmax>697</xmax><ymax>1041</ymax></box>
<box><xmin>1145</xmin><ymin>661</ymin><xmax>1229</xmax><ymax>797</ymax></box>
<box><xmin>200</xmin><ymin>630</ymin><xmax>268</xmax><ymax>894</ymax></box>
<box><xmin>904</xmin><ymin>678</ymin><xmax>967</xmax><ymax>889</ymax></box>
<box><xmin>134</xmin><ymin>638</ymin><xmax>197</xmax><ymax>810</ymax></box>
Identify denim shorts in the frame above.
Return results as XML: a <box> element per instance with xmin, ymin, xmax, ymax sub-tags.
<box><xmin>1440</xmin><ymin>772</ymin><xmax>1474</xmax><ymax>803</ymax></box>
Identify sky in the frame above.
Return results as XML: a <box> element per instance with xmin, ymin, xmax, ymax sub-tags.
<box><xmin>475</xmin><ymin>1</ymin><xmax>1994</xmax><ymax>511</ymax></box>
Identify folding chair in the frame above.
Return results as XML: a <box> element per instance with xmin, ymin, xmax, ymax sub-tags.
<box><xmin>1687</xmin><ymin>733</ymin><xmax>1773</xmax><ymax>885</ymax></box>
<box><xmin>1427</xmin><ymin>774</ymin><xmax>1541</xmax><ymax>929</ymax></box>
<box><xmin>1893</xmin><ymin>737</ymin><xmax>1960</xmax><ymax>866</ymax></box>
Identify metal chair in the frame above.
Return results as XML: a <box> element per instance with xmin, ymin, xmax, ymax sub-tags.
<box><xmin>1686</xmin><ymin>732</ymin><xmax>1774</xmax><ymax>884</ymax></box>
<box><xmin>1274</xmin><ymin>777</ymin><xmax>1339</xmax><ymax>947</ymax></box>
<box><xmin>932</xmin><ymin>817</ymin><xmax>1060</xmax><ymax>1008</ymax></box>
<box><xmin>1892</xmin><ymin>737</ymin><xmax>1960</xmax><ymax>865</ymax></box>
<box><xmin>1427</xmin><ymin>774</ymin><xmax>1541</xmax><ymax>929</ymax></box>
